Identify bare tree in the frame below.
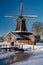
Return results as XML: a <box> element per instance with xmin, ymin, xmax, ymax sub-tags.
<box><xmin>32</xmin><ymin>22</ymin><xmax>43</xmax><ymax>35</ymax></box>
<box><xmin>31</xmin><ymin>22</ymin><xmax>43</xmax><ymax>51</ymax></box>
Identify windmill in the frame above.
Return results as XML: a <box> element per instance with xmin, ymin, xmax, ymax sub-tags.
<box><xmin>5</xmin><ymin>2</ymin><xmax>38</xmax><ymax>32</ymax></box>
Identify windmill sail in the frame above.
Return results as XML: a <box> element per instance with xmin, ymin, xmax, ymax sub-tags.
<box><xmin>5</xmin><ymin>3</ymin><xmax>38</xmax><ymax>32</ymax></box>
<box><xmin>20</xmin><ymin>2</ymin><xmax>23</xmax><ymax>16</ymax></box>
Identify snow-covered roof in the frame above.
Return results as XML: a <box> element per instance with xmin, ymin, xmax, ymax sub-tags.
<box><xmin>13</xmin><ymin>33</ymin><xmax>22</xmax><ymax>39</ymax></box>
<box><xmin>12</xmin><ymin>33</ymin><xmax>30</xmax><ymax>40</ymax></box>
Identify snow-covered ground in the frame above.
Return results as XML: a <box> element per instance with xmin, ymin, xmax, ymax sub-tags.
<box><xmin>10</xmin><ymin>50</ymin><xmax>43</xmax><ymax>65</ymax></box>
<box><xmin>0</xmin><ymin>51</ymin><xmax>19</xmax><ymax>59</ymax></box>
<box><xmin>0</xmin><ymin>42</ymin><xmax>43</xmax><ymax>65</ymax></box>
<box><xmin>10</xmin><ymin>42</ymin><xmax>43</xmax><ymax>65</ymax></box>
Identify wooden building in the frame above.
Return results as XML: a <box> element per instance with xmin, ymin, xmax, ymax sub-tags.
<box><xmin>3</xmin><ymin>31</ymin><xmax>35</xmax><ymax>45</ymax></box>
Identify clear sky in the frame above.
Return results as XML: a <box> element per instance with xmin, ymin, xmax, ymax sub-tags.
<box><xmin>0</xmin><ymin>0</ymin><xmax>43</xmax><ymax>36</ymax></box>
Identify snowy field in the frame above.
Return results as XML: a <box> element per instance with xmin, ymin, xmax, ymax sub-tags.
<box><xmin>0</xmin><ymin>51</ymin><xmax>19</xmax><ymax>59</ymax></box>
<box><xmin>10</xmin><ymin>50</ymin><xmax>43</xmax><ymax>65</ymax></box>
<box><xmin>0</xmin><ymin>42</ymin><xmax>43</xmax><ymax>65</ymax></box>
<box><xmin>10</xmin><ymin>42</ymin><xmax>43</xmax><ymax>65</ymax></box>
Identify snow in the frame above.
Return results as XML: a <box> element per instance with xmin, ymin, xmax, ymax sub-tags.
<box><xmin>10</xmin><ymin>42</ymin><xmax>43</xmax><ymax>65</ymax></box>
<box><xmin>0</xmin><ymin>42</ymin><xmax>43</xmax><ymax>65</ymax></box>
<box><xmin>10</xmin><ymin>50</ymin><xmax>43</xmax><ymax>65</ymax></box>
<box><xmin>0</xmin><ymin>51</ymin><xmax>19</xmax><ymax>59</ymax></box>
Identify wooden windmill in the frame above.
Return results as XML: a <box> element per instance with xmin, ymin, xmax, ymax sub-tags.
<box><xmin>5</xmin><ymin>2</ymin><xmax>37</xmax><ymax>32</ymax></box>
<box><xmin>4</xmin><ymin>2</ymin><xmax>38</xmax><ymax>45</ymax></box>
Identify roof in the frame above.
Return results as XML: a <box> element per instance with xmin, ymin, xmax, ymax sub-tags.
<box><xmin>2</xmin><ymin>31</ymin><xmax>31</xmax><ymax>40</ymax></box>
<box><xmin>12</xmin><ymin>33</ymin><xmax>22</xmax><ymax>39</ymax></box>
<box><xmin>12</xmin><ymin>32</ymin><xmax>30</xmax><ymax>40</ymax></box>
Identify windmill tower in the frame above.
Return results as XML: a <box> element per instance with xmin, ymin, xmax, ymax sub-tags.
<box><xmin>15</xmin><ymin>3</ymin><xmax>27</xmax><ymax>32</ymax></box>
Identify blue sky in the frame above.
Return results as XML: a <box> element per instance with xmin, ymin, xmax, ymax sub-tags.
<box><xmin>0</xmin><ymin>0</ymin><xmax>43</xmax><ymax>36</ymax></box>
